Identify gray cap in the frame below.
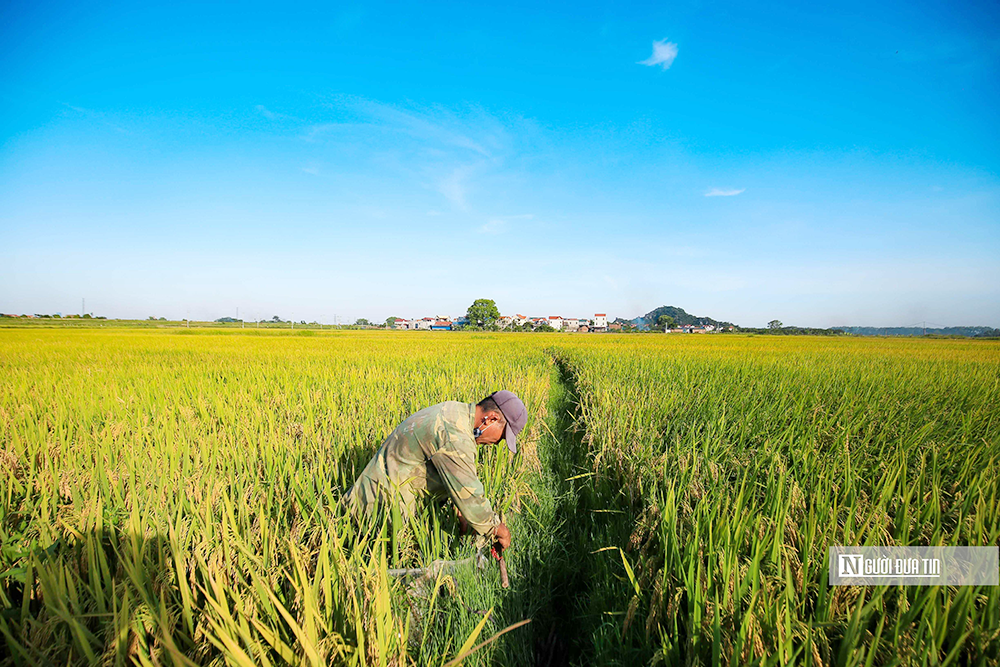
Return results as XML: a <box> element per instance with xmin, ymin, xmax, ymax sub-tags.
<box><xmin>490</xmin><ymin>390</ymin><xmax>527</xmax><ymax>454</ymax></box>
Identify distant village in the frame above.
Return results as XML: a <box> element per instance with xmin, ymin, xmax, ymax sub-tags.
<box><xmin>1</xmin><ymin>311</ymin><xmax>733</xmax><ymax>333</ymax></box>
<box><xmin>392</xmin><ymin>313</ymin><xmax>731</xmax><ymax>333</ymax></box>
<box><xmin>6</xmin><ymin>311</ymin><xmax>991</xmax><ymax>337</ymax></box>
<box><xmin>393</xmin><ymin>313</ymin><xmax>610</xmax><ymax>331</ymax></box>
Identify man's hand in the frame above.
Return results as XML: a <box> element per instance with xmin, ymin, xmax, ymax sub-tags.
<box><xmin>493</xmin><ymin>522</ymin><xmax>511</xmax><ymax>551</ymax></box>
<box><xmin>492</xmin><ymin>522</ymin><xmax>511</xmax><ymax>589</ymax></box>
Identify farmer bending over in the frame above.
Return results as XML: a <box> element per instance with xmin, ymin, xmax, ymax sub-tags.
<box><xmin>345</xmin><ymin>390</ymin><xmax>526</xmax><ymax>551</ymax></box>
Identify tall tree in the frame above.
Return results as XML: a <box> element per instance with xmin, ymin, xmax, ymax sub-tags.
<box><xmin>657</xmin><ymin>315</ymin><xmax>675</xmax><ymax>331</ymax></box>
<box><xmin>466</xmin><ymin>299</ymin><xmax>501</xmax><ymax>329</ymax></box>
<box><xmin>768</xmin><ymin>319</ymin><xmax>783</xmax><ymax>330</ymax></box>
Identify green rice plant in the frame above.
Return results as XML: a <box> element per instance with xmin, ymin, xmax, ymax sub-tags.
<box><xmin>551</xmin><ymin>334</ymin><xmax>1000</xmax><ymax>665</ymax></box>
<box><xmin>0</xmin><ymin>329</ymin><xmax>551</xmax><ymax>665</ymax></box>
<box><xmin>2</xmin><ymin>329</ymin><xmax>996</xmax><ymax>665</ymax></box>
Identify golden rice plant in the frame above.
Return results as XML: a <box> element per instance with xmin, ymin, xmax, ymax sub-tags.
<box><xmin>0</xmin><ymin>329</ymin><xmax>551</xmax><ymax>665</ymax></box>
<box><xmin>2</xmin><ymin>327</ymin><xmax>997</xmax><ymax>665</ymax></box>
<box><xmin>552</xmin><ymin>334</ymin><xmax>1000</xmax><ymax>665</ymax></box>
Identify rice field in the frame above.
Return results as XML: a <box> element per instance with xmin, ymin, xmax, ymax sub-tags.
<box><xmin>553</xmin><ymin>335</ymin><xmax>1000</xmax><ymax>665</ymax></box>
<box><xmin>1</xmin><ymin>328</ymin><xmax>998</xmax><ymax>665</ymax></box>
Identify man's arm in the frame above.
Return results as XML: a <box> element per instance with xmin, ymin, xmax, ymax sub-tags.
<box><xmin>429</xmin><ymin>445</ymin><xmax>499</xmax><ymax>536</ymax></box>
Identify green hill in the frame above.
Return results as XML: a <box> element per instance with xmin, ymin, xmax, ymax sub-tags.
<box><xmin>631</xmin><ymin>305</ymin><xmax>735</xmax><ymax>330</ymax></box>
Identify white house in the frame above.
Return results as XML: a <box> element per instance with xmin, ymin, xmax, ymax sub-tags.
<box><xmin>417</xmin><ymin>317</ymin><xmax>435</xmax><ymax>330</ymax></box>
<box><xmin>593</xmin><ymin>313</ymin><xmax>608</xmax><ymax>330</ymax></box>
<box><xmin>562</xmin><ymin>318</ymin><xmax>580</xmax><ymax>331</ymax></box>
<box><xmin>548</xmin><ymin>316</ymin><xmax>563</xmax><ymax>330</ymax></box>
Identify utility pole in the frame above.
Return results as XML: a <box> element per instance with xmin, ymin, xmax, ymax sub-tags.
<box><xmin>82</xmin><ymin>298</ymin><xmax>85</xmax><ymax>317</ymax></box>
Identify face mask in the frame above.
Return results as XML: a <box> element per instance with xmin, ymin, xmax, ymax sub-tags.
<box><xmin>474</xmin><ymin>419</ymin><xmax>499</xmax><ymax>439</ymax></box>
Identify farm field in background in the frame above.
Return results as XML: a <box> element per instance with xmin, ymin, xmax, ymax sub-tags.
<box><xmin>1</xmin><ymin>329</ymin><xmax>998</xmax><ymax>665</ymax></box>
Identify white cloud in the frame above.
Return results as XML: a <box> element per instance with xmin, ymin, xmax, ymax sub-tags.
<box><xmin>705</xmin><ymin>188</ymin><xmax>745</xmax><ymax>197</ymax></box>
<box><xmin>256</xmin><ymin>105</ymin><xmax>304</xmax><ymax>123</ymax></box>
<box><xmin>439</xmin><ymin>166</ymin><xmax>473</xmax><ymax>210</ymax></box>
<box><xmin>300</xmin><ymin>96</ymin><xmax>539</xmax><ymax>215</ymax></box>
<box><xmin>478</xmin><ymin>214</ymin><xmax>532</xmax><ymax>234</ymax></box>
<box><xmin>60</xmin><ymin>102</ymin><xmax>131</xmax><ymax>134</ymax></box>
<box><xmin>639</xmin><ymin>39</ymin><xmax>678</xmax><ymax>70</ymax></box>
<box><xmin>337</xmin><ymin>97</ymin><xmax>497</xmax><ymax>157</ymax></box>
<box><xmin>480</xmin><ymin>219</ymin><xmax>507</xmax><ymax>234</ymax></box>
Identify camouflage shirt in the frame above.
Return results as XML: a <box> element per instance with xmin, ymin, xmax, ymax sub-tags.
<box><xmin>345</xmin><ymin>401</ymin><xmax>500</xmax><ymax>536</ymax></box>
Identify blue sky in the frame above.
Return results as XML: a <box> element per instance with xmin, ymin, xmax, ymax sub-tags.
<box><xmin>2</xmin><ymin>0</ymin><xmax>998</xmax><ymax>327</ymax></box>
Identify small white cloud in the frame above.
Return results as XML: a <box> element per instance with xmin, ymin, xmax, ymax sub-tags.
<box><xmin>639</xmin><ymin>39</ymin><xmax>678</xmax><ymax>70</ymax></box>
<box><xmin>704</xmin><ymin>188</ymin><xmax>745</xmax><ymax>197</ymax></box>
<box><xmin>256</xmin><ymin>104</ymin><xmax>277</xmax><ymax>119</ymax></box>
<box><xmin>480</xmin><ymin>219</ymin><xmax>507</xmax><ymax>234</ymax></box>
<box><xmin>301</xmin><ymin>165</ymin><xmax>320</xmax><ymax>175</ymax></box>
<box><xmin>426</xmin><ymin>209</ymin><xmax>442</xmax><ymax>216</ymax></box>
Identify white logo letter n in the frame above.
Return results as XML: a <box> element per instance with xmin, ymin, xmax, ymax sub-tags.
<box><xmin>839</xmin><ymin>554</ymin><xmax>863</xmax><ymax>577</ymax></box>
